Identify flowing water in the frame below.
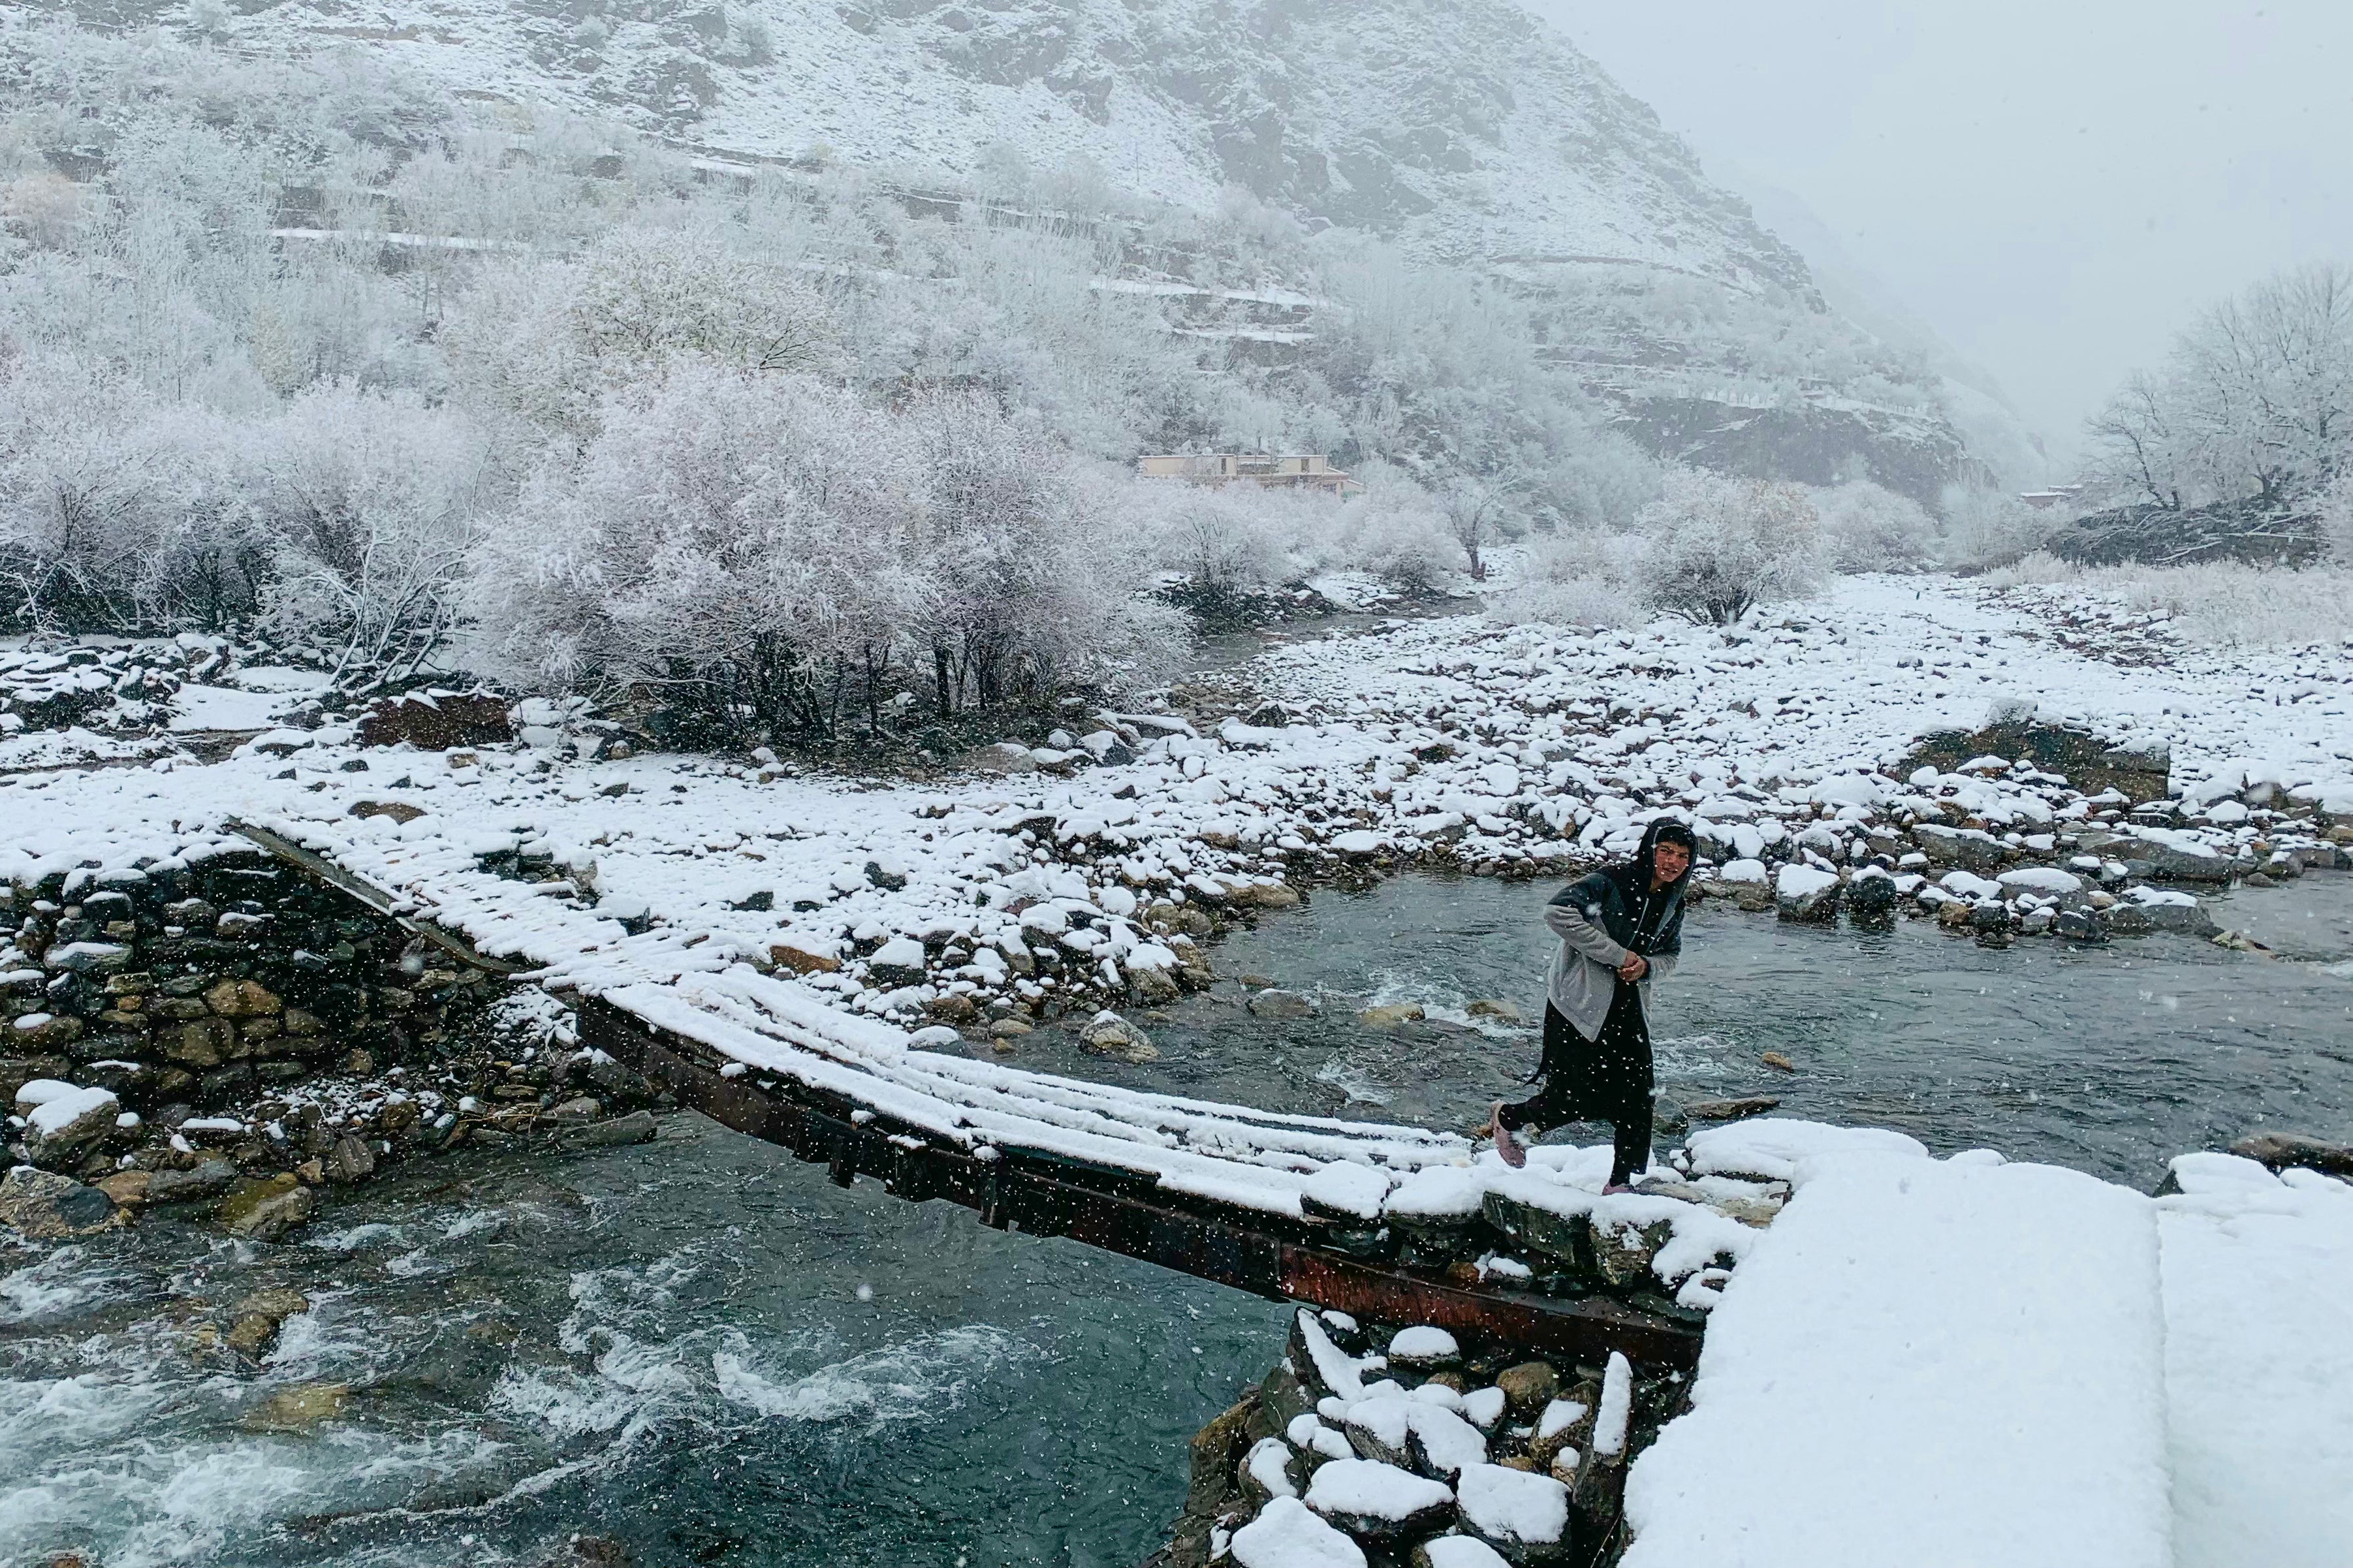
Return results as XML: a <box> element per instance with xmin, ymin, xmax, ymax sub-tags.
<box><xmin>5</xmin><ymin>873</ymin><xmax>2348</xmax><ymax>1567</ymax></box>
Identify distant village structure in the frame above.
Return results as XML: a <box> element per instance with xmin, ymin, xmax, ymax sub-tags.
<box><xmin>2019</xmin><ymin>484</ymin><xmax>2086</xmax><ymax>510</ymax></box>
<box><xmin>1137</xmin><ymin>452</ymin><xmax>1364</xmax><ymax>495</ymax></box>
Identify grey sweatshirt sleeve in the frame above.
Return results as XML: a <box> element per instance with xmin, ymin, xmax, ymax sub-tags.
<box><xmin>1545</xmin><ymin>898</ymin><xmax>1630</xmax><ymax>968</ymax></box>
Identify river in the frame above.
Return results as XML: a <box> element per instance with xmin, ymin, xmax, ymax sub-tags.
<box><xmin>3</xmin><ymin>875</ymin><xmax>2346</xmax><ymax>1567</ymax></box>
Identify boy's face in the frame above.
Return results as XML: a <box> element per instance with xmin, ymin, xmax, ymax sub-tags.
<box><xmin>1651</xmin><ymin>840</ymin><xmax>1692</xmax><ymax>883</ymax></box>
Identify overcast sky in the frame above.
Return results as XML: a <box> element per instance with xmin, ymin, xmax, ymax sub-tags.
<box><xmin>1529</xmin><ymin>0</ymin><xmax>2353</xmax><ymax>468</ymax></box>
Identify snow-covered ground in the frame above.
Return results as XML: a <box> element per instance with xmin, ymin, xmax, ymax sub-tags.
<box><xmin>1620</xmin><ymin>1125</ymin><xmax>2353</xmax><ymax>1568</ymax></box>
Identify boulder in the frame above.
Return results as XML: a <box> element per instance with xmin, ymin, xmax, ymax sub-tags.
<box><xmin>1482</xmin><ymin>1192</ymin><xmax>1591</xmax><ymax>1274</ymax></box>
<box><xmin>1682</xmin><ymin>1095</ymin><xmax>1781</xmax><ymax>1121</ymax></box>
<box><xmin>204</xmin><ymin>979</ymin><xmax>281</xmax><ymax>1018</ymax></box>
<box><xmin>1846</xmin><ymin>871</ymin><xmax>1899</xmax><ymax>922</ymax></box>
<box><xmin>219</xmin><ymin>1173</ymin><xmax>315</xmax><ymax>1242</ymax></box>
<box><xmin>19</xmin><ymin>1082</ymin><xmax>120</xmax><ymax>1168</ymax></box>
<box><xmin>768</xmin><ymin>935</ymin><xmax>842</xmax><ymax>975</ymax></box>
<box><xmin>356</xmin><ymin>690</ymin><xmax>512</xmax><ymax>749</ymax></box>
<box><xmin>324</xmin><ymin>1134</ymin><xmax>377</xmax><ymax>1185</ymax></box>
<box><xmin>866</xmin><ymin>935</ymin><xmax>928</xmax><ymax>988</ymax></box>
<box><xmin>1912</xmin><ymin>824</ymin><xmax>2010</xmax><ymax>873</ymax></box>
<box><xmin>243</xmin><ymin>1382</ymin><xmax>351</xmax><ymax>1432</ymax></box>
<box><xmin>1248</xmin><ymin>989</ymin><xmax>1317</xmax><ymax>1020</ymax></box>
<box><xmin>971</xmin><ymin>741</ymin><xmax>1041</xmax><ymax>776</ymax></box>
<box><xmin>1774</xmin><ymin>865</ymin><xmax>1842</xmax><ymax>922</ymax></box>
<box><xmin>1494</xmin><ymin>1361</ymin><xmax>1560</xmax><ymax>1420</ymax></box>
<box><xmin>0</xmin><ymin>1167</ymin><xmax>123</xmax><ymax>1239</ymax></box>
<box><xmin>1357</xmin><ymin>1002</ymin><xmax>1426</xmax><ymax>1027</ymax></box>
<box><xmin>1590</xmin><ymin>1214</ymin><xmax>1673</xmax><ymax>1290</ymax></box>
<box><xmin>2229</xmin><ymin>1133</ymin><xmax>2353</xmax><ymax>1178</ymax></box>
<box><xmin>1457</xmin><ymin>1462</ymin><xmax>1573</xmax><ymax>1562</ymax></box>
<box><xmin>2134</xmin><ymin>841</ymin><xmax>2237</xmax><ymax>883</ymax></box>
<box><xmin>146</xmin><ymin>1157</ymin><xmax>238</xmax><ymax>1204</ymax></box>
<box><xmin>1386</xmin><ymin>1324</ymin><xmax>1462</xmax><ymax>1373</ymax></box>
<box><xmin>553</xmin><ymin>1110</ymin><xmax>659</xmax><ymax>1150</ymax></box>
<box><xmin>925</xmin><ymin>993</ymin><xmax>979</xmax><ymax>1024</ymax></box>
<box><xmin>1304</xmin><ymin>1457</ymin><xmax>1457</xmax><ymax>1541</ymax></box>
<box><xmin>1078</xmin><ymin>1011</ymin><xmax>1158</xmax><ymax>1063</ymax></box>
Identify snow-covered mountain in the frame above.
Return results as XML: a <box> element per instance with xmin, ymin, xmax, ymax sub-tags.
<box><xmin>206</xmin><ymin>0</ymin><xmax>1812</xmax><ymax>297</ymax></box>
<box><xmin>104</xmin><ymin>0</ymin><xmax>1997</xmax><ymax>501</ymax></box>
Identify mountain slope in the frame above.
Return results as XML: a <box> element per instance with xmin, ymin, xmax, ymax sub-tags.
<box><xmin>53</xmin><ymin>0</ymin><xmax>1996</xmax><ymax>504</ymax></box>
<box><xmin>215</xmin><ymin>0</ymin><xmax>1818</xmax><ymax>300</ymax></box>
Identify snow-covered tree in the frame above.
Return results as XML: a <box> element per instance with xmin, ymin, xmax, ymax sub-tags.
<box><xmin>446</xmin><ymin>227</ymin><xmax>838</xmax><ymax>443</ymax></box>
<box><xmin>2085</xmin><ymin>264</ymin><xmax>2353</xmax><ymax>510</ymax></box>
<box><xmin>1938</xmin><ymin>483</ymin><xmax>2055</xmax><ymax>569</ymax></box>
<box><xmin>467</xmin><ymin>364</ymin><xmax>1179</xmax><ymax>742</ymax></box>
<box><xmin>1638</xmin><ymin>469</ymin><xmax>1822</xmax><ymax>624</ymax></box>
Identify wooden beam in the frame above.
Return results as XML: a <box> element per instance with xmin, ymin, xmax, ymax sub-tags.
<box><xmin>226</xmin><ymin>817</ymin><xmax>526</xmax><ymax>976</ymax></box>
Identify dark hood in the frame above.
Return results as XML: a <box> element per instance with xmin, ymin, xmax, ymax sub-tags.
<box><xmin>1605</xmin><ymin>818</ymin><xmax>1694</xmax><ymax>903</ymax></box>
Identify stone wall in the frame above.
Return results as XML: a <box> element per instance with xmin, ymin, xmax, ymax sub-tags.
<box><xmin>2</xmin><ymin>844</ymin><xmax>499</xmax><ymax>1178</ymax></box>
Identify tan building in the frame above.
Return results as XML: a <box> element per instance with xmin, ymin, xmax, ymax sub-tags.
<box><xmin>1137</xmin><ymin>452</ymin><xmax>1363</xmax><ymax>495</ymax></box>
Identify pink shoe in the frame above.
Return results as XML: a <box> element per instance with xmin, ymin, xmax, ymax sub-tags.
<box><xmin>1602</xmin><ymin>1182</ymin><xmax>1636</xmax><ymax>1195</ymax></box>
<box><xmin>1489</xmin><ymin>1103</ymin><xmax>1526</xmax><ymax>1169</ymax></box>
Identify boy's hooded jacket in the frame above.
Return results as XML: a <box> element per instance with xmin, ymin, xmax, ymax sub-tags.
<box><xmin>1543</xmin><ymin>820</ymin><xmax>1690</xmax><ymax>1041</ymax></box>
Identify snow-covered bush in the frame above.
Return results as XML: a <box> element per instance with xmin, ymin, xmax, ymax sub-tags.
<box><xmin>446</xmin><ymin>227</ymin><xmax>838</xmax><ymax>442</ymax></box>
<box><xmin>1817</xmin><ymin>480</ymin><xmax>1936</xmax><ymax>572</ymax></box>
<box><xmin>2322</xmin><ymin>472</ymin><xmax>2353</xmax><ymax>566</ymax></box>
<box><xmin>1154</xmin><ymin>486</ymin><xmax>1294</xmax><ymax>606</ymax></box>
<box><xmin>1332</xmin><ymin>481</ymin><xmax>1460</xmax><ymax>591</ymax></box>
<box><xmin>1487</xmin><ymin>531</ymin><xmax>1647</xmax><ymax>629</ymax></box>
<box><xmin>253</xmin><ymin>383</ymin><xmax>505</xmax><ymax>682</ymax></box>
<box><xmin>0</xmin><ymin>351</ymin><xmax>269</xmax><ymax>632</ymax></box>
<box><xmin>1938</xmin><ymin>483</ymin><xmax>2057</xmax><ymax>570</ymax></box>
<box><xmin>466</xmin><ymin>364</ymin><xmax>1180</xmax><ymax>741</ymax></box>
<box><xmin>1143</xmin><ymin>468</ymin><xmax>1459</xmax><ymax>601</ymax></box>
<box><xmin>1637</xmin><ymin>470</ymin><xmax>1823</xmax><ymax>624</ymax></box>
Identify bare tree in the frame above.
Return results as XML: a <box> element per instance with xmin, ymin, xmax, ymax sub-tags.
<box><xmin>1438</xmin><ymin>475</ymin><xmax>1520</xmax><ymax>581</ymax></box>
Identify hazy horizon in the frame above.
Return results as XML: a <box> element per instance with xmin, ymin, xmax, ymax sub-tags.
<box><xmin>1533</xmin><ymin>0</ymin><xmax>2353</xmax><ymax>471</ymax></box>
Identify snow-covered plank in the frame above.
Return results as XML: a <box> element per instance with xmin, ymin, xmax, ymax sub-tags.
<box><xmin>1622</xmin><ymin>1150</ymin><xmax>2171</xmax><ymax>1568</ymax></box>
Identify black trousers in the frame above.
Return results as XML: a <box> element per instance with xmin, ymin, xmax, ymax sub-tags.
<box><xmin>1496</xmin><ymin>986</ymin><xmax>1654</xmax><ymax>1185</ymax></box>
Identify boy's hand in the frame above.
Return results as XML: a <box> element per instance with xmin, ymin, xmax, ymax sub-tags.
<box><xmin>1618</xmin><ymin>952</ymin><xmax>1649</xmax><ymax>981</ymax></box>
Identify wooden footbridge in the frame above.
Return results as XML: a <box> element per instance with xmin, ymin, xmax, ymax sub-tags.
<box><xmin>236</xmin><ymin>817</ymin><xmax>1703</xmax><ymax>1371</ymax></box>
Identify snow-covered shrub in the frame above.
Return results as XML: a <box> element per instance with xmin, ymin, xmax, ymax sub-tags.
<box><xmin>1817</xmin><ymin>480</ymin><xmax>1936</xmax><ymax>572</ymax></box>
<box><xmin>466</xmin><ymin>364</ymin><xmax>1180</xmax><ymax>741</ymax></box>
<box><xmin>252</xmin><ymin>383</ymin><xmax>505</xmax><ymax>682</ymax></box>
<box><xmin>1637</xmin><ymin>469</ymin><xmax>1823</xmax><ymax>624</ymax></box>
<box><xmin>2322</xmin><ymin>472</ymin><xmax>2353</xmax><ymax>566</ymax></box>
<box><xmin>1336</xmin><ymin>484</ymin><xmax>1461</xmax><ymax>591</ymax></box>
<box><xmin>446</xmin><ymin>227</ymin><xmax>838</xmax><ymax>441</ymax></box>
<box><xmin>1487</xmin><ymin>531</ymin><xmax>1647</xmax><ymax>629</ymax></box>
<box><xmin>1154</xmin><ymin>486</ymin><xmax>1294</xmax><ymax>606</ymax></box>
<box><xmin>1938</xmin><ymin>483</ymin><xmax>2057</xmax><ymax>570</ymax></box>
<box><xmin>0</xmin><ymin>351</ymin><xmax>269</xmax><ymax>632</ymax></box>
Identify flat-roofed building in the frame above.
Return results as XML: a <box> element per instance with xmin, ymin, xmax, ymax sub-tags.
<box><xmin>1137</xmin><ymin>452</ymin><xmax>1362</xmax><ymax>495</ymax></box>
